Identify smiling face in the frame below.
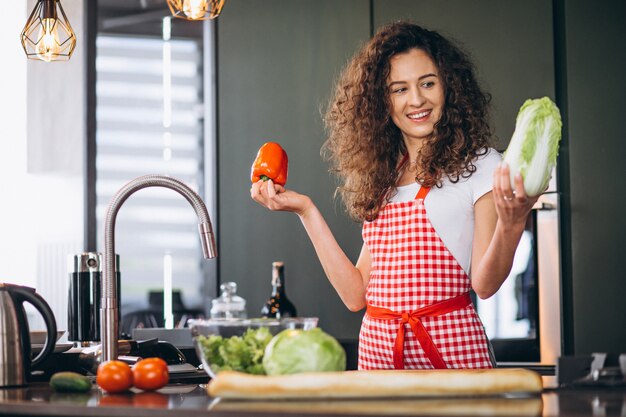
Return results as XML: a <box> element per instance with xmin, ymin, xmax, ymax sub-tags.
<box><xmin>387</xmin><ymin>48</ymin><xmax>445</xmax><ymax>148</ymax></box>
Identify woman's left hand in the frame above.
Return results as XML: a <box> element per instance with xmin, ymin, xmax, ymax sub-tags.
<box><xmin>492</xmin><ymin>162</ymin><xmax>540</xmax><ymax>228</ymax></box>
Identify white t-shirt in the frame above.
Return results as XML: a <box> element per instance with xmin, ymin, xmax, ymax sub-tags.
<box><xmin>388</xmin><ymin>148</ymin><xmax>502</xmax><ymax>275</ymax></box>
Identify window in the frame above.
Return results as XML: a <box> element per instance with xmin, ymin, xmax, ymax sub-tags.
<box><xmin>95</xmin><ymin>24</ymin><xmax>207</xmax><ymax>328</ymax></box>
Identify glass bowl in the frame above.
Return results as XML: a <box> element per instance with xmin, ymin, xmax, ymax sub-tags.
<box><xmin>189</xmin><ymin>317</ymin><xmax>318</xmax><ymax>378</ymax></box>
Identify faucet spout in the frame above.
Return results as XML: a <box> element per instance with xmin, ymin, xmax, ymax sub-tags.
<box><xmin>199</xmin><ymin>223</ymin><xmax>217</xmax><ymax>259</ymax></box>
<box><xmin>100</xmin><ymin>175</ymin><xmax>217</xmax><ymax>363</ymax></box>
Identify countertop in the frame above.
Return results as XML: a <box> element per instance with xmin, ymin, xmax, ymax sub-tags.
<box><xmin>1</xmin><ymin>383</ymin><xmax>625</xmax><ymax>417</ymax></box>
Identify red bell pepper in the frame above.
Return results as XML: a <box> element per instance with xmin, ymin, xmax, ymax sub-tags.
<box><xmin>250</xmin><ymin>142</ymin><xmax>289</xmax><ymax>186</ymax></box>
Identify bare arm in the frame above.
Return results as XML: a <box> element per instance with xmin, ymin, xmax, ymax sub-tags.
<box><xmin>251</xmin><ymin>179</ymin><xmax>370</xmax><ymax>311</ymax></box>
<box><xmin>470</xmin><ymin>163</ymin><xmax>539</xmax><ymax>299</ymax></box>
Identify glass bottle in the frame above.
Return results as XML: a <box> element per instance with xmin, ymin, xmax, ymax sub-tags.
<box><xmin>210</xmin><ymin>282</ymin><xmax>247</xmax><ymax>319</ymax></box>
<box><xmin>260</xmin><ymin>261</ymin><xmax>297</xmax><ymax>318</ymax></box>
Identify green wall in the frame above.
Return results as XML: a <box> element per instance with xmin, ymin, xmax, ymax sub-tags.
<box><xmin>216</xmin><ymin>0</ymin><xmax>626</xmax><ymax>354</ymax></box>
<box><xmin>217</xmin><ymin>0</ymin><xmax>369</xmax><ymax>339</ymax></box>
<box><xmin>373</xmin><ymin>0</ymin><xmax>555</xmax><ymax>151</ymax></box>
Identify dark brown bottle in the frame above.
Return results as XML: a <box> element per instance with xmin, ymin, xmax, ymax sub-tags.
<box><xmin>260</xmin><ymin>261</ymin><xmax>297</xmax><ymax>318</ymax></box>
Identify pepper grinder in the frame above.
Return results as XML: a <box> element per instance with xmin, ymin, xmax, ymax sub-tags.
<box><xmin>67</xmin><ymin>252</ymin><xmax>119</xmax><ymax>346</ymax></box>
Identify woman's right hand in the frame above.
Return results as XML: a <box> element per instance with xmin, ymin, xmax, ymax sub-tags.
<box><xmin>250</xmin><ymin>179</ymin><xmax>313</xmax><ymax>217</ymax></box>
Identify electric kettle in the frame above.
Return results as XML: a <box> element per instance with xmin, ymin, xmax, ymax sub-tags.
<box><xmin>0</xmin><ymin>283</ymin><xmax>57</xmax><ymax>387</ymax></box>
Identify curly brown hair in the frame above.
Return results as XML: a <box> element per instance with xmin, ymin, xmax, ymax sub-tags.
<box><xmin>323</xmin><ymin>21</ymin><xmax>493</xmax><ymax>222</ymax></box>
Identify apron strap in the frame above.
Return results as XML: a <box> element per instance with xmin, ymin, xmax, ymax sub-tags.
<box><xmin>397</xmin><ymin>154</ymin><xmax>430</xmax><ymax>200</ymax></box>
<box><xmin>415</xmin><ymin>186</ymin><xmax>431</xmax><ymax>200</ymax></box>
<box><xmin>366</xmin><ymin>292</ymin><xmax>471</xmax><ymax>369</ymax></box>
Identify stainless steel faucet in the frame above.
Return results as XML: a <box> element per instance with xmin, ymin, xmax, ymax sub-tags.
<box><xmin>100</xmin><ymin>175</ymin><xmax>217</xmax><ymax>362</ymax></box>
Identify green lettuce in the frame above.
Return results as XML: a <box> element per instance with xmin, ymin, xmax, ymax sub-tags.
<box><xmin>262</xmin><ymin>328</ymin><xmax>346</xmax><ymax>375</ymax></box>
<box><xmin>197</xmin><ymin>326</ymin><xmax>273</xmax><ymax>375</ymax></box>
<box><xmin>503</xmin><ymin>97</ymin><xmax>562</xmax><ymax>197</ymax></box>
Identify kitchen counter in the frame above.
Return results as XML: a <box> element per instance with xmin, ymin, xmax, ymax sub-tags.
<box><xmin>1</xmin><ymin>383</ymin><xmax>625</xmax><ymax>417</ymax></box>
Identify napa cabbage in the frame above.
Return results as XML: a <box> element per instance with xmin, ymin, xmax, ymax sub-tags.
<box><xmin>503</xmin><ymin>97</ymin><xmax>562</xmax><ymax>197</ymax></box>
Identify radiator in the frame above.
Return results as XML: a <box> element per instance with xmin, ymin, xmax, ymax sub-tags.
<box><xmin>34</xmin><ymin>241</ymin><xmax>82</xmax><ymax>333</ymax></box>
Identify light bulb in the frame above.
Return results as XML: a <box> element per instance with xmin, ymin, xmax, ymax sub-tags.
<box><xmin>182</xmin><ymin>0</ymin><xmax>208</xmax><ymax>20</ymax></box>
<box><xmin>35</xmin><ymin>18</ymin><xmax>60</xmax><ymax>62</ymax></box>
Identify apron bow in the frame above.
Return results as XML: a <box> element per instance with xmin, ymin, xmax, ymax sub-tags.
<box><xmin>367</xmin><ymin>291</ymin><xmax>471</xmax><ymax>369</ymax></box>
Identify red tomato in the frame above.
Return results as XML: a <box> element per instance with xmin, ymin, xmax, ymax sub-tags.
<box><xmin>132</xmin><ymin>357</ymin><xmax>169</xmax><ymax>391</ymax></box>
<box><xmin>96</xmin><ymin>360</ymin><xmax>133</xmax><ymax>394</ymax></box>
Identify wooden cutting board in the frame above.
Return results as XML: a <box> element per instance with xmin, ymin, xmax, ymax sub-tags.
<box><xmin>208</xmin><ymin>368</ymin><xmax>543</xmax><ymax>400</ymax></box>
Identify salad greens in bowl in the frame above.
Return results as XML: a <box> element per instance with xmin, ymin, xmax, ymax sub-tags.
<box><xmin>189</xmin><ymin>317</ymin><xmax>319</xmax><ymax>378</ymax></box>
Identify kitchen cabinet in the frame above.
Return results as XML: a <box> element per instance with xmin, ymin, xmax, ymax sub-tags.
<box><xmin>374</xmin><ymin>0</ymin><xmax>626</xmax><ymax>356</ymax></box>
<box><xmin>216</xmin><ymin>0</ymin><xmax>370</xmax><ymax>340</ymax></box>
<box><xmin>215</xmin><ymin>0</ymin><xmax>555</xmax><ymax>346</ymax></box>
<box><xmin>373</xmin><ymin>0</ymin><xmax>558</xmax><ymax>363</ymax></box>
<box><xmin>555</xmin><ymin>0</ymin><xmax>626</xmax><ymax>355</ymax></box>
<box><xmin>211</xmin><ymin>0</ymin><xmax>626</xmax><ymax>356</ymax></box>
<box><xmin>83</xmin><ymin>0</ymin><xmax>626</xmax><ymax>357</ymax></box>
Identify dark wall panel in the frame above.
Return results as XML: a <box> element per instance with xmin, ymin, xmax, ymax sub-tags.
<box><xmin>216</xmin><ymin>0</ymin><xmax>626</xmax><ymax>355</ymax></box>
<box><xmin>217</xmin><ymin>0</ymin><xmax>370</xmax><ymax>339</ymax></box>
<box><xmin>373</xmin><ymin>0</ymin><xmax>555</xmax><ymax>151</ymax></box>
<box><xmin>563</xmin><ymin>0</ymin><xmax>626</xmax><ymax>353</ymax></box>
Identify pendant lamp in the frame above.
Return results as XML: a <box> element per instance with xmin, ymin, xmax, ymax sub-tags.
<box><xmin>166</xmin><ymin>0</ymin><xmax>226</xmax><ymax>21</ymax></box>
<box><xmin>20</xmin><ymin>0</ymin><xmax>76</xmax><ymax>62</ymax></box>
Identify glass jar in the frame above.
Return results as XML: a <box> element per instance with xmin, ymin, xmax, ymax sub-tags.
<box><xmin>210</xmin><ymin>282</ymin><xmax>247</xmax><ymax>319</ymax></box>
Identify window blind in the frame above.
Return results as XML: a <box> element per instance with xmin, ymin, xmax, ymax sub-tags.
<box><xmin>95</xmin><ymin>34</ymin><xmax>205</xmax><ymax>318</ymax></box>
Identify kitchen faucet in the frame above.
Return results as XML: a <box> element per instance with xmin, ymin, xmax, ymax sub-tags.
<box><xmin>100</xmin><ymin>175</ymin><xmax>217</xmax><ymax>362</ymax></box>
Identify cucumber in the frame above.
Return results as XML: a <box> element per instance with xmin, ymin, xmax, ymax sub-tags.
<box><xmin>49</xmin><ymin>372</ymin><xmax>92</xmax><ymax>393</ymax></box>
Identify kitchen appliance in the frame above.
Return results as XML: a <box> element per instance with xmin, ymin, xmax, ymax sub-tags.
<box><xmin>475</xmin><ymin>177</ymin><xmax>562</xmax><ymax>368</ymax></box>
<box><xmin>67</xmin><ymin>252</ymin><xmax>119</xmax><ymax>345</ymax></box>
<box><xmin>558</xmin><ymin>353</ymin><xmax>626</xmax><ymax>387</ymax></box>
<box><xmin>0</xmin><ymin>283</ymin><xmax>57</xmax><ymax>387</ymax></box>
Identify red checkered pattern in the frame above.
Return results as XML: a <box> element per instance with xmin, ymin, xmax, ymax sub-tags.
<box><xmin>359</xmin><ymin>192</ymin><xmax>493</xmax><ymax>370</ymax></box>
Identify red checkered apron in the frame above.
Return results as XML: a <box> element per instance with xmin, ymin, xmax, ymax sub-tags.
<box><xmin>359</xmin><ymin>186</ymin><xmax>494</xmax><ymax>370</ymax></box>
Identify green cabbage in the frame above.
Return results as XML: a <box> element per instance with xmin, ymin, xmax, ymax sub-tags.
<box><xmin>262</xmin><ymin>328</ymin><xmax>346</xmax><ymax>375</ymax></box>
<box><xmin>503</xmin><ymin>97</ymin><xmax>562</xmax><ymax>197</ymax></box>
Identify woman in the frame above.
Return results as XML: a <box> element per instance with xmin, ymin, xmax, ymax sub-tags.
<box><xmin>250</xmin><ymin>21</ymin><xmax>538</xmax><ymax>369</ymax></box>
